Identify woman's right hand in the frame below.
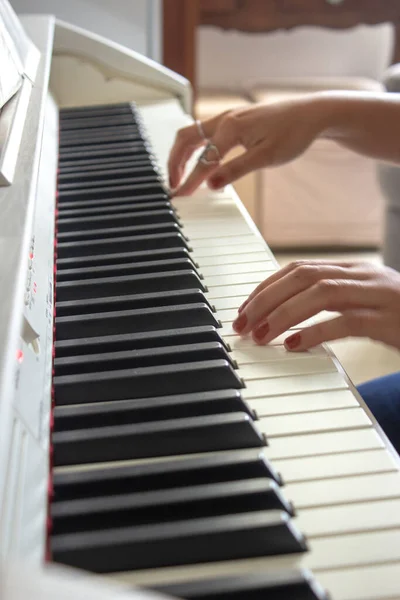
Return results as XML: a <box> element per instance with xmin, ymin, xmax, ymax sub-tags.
<box><xmin>168</xmin><ymin>93</ymin><xmax>327</xmax><ymax>196</ymax></box>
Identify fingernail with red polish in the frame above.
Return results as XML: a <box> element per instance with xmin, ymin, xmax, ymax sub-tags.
<box><xmin>253</xmin><ymin>321</ymin><xmax>269</xmax><ymax>341</ymax></box>
<box><xmin>209</xmin><ymin>175</ymin><xmax>224</xmax><ymax>190</ymax></box>
<box><xmin>285</xmin><ymin>332</ymin><xmax>301</xmax><ymax>350</ymax></box>
<box><xmin>232</xmin><ymin>312</ymin><xmax>247</xmax><ymax>333</ymax></box>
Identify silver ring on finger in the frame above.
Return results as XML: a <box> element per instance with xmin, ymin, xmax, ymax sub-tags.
<box><xmin>195</xmin><ymin>119</ymin><xmax>207</xmax><ymax>141</ymax></box>
<box><xmin>198</xmin><ymin>142</ymin><xmax>221</xmax><ymax>166</ymax></box>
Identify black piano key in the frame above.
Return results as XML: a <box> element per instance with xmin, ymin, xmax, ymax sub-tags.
<box><xmin>57</xmin><ymin>182</ymin><xmax>165</xmax><ymax>202</ymax></box>
<box><xmin>58</xmin><ymin>155</ymin><xmax>154</xmax><ymax>172</ymax></box>
<box><xmin>60</xmin><ymin>104</ymin><xmax>132</xmax><ymax>119</ymax></box>
<box><xmin>56</xmin><ymin>232</ymin><xmax>191</xmax><ymax>258</ymax></box>
<box><xmin>55</xmin><ymin>289</ymin><xmax>211</xmax><ymax>317</ymax></box>
<box><xmin>58</xmin><ymin>146</ymin><xmax>150</xmax><ymax>162</ymax></box>
<box><xmin>58</xmin><ymin>165</ymin><xmax>155</xmax><ymax>183</ymax></box>
<box><xmin>54</xmin><ymin>359</ymin><xmax>244</xmax><ymax>404</ymax></box>
<box><xmin>52</xmin><ymin>412</ymin><xmax>263</xmax><ymax>466</ymax></box>
<box><xmin>59</xmin><ymin>133</ymin><xmax>143</xmax><ymax>148</ymax></box>
<box><xmin>55</xmin><ymin>305</ymin><xmax>219</xmax><ymax>340</ymax></box>
<box><xmin>51</xmin><ymin>511</ymin><xmax>306</xmax><ymax>573</ymax></box>
<box><xmin>56</xmin><ymin>270</ymin><xmax>206</xmax><ymax>302</ymax></box>
<box><xmin>59</xmin><ymin>115</ymin><xmax>136</xmax><ymax>130</ymax></box>
<box><xmin>57</xmin><ymin>209</ymin><xmax>179</xmax><ymax>232</ymax></box>
<box><xmin>51</xmin><ymin>479</ymin><xmax>293</xmax><ymax>535</ymax></box>
<box><xmin>53</xmin><ymin>390</ymin><xmax>253</xmax><ymax>432</ymax></box>
<box><xmin>58</xmin><ymin>173</ymin><xmax>162</xmax><ymax>191</ymax></box>
<box><xmin>153</xmin><ymin>570</ymin><xmax>328</xmax><ymax>600</ymax></box>
<box><xmin>56</xmin><ymin>247</ymin><xmax>189</xmax><ymax>270</ymax></box>
<box><xmin>54</xmin><ymin>341</ymin><xmax>236</xmax><ymax>376</ymax></box>
<box><xmin>59</xmin><ymin>141</ymin><xmax>148</xmax><ymax>155</ymax></box>
<box><xmin>56</xmin><ymin>221</ymin><xmax>181</xmax><ymax>243</ymax></box>
<box><xmin>56</xmin><ymin>258</ymin><xmax>197</xmax><ymax>282</ymax></box>
<box><xmin>54</xmin><ymin>325</ymin><xmax>226</xmax><ymax>357</ymax></box>
<box><xmin>57</xmin><ymin>200</ymin><xmax>173</xmax><ymax>218</ymax></box>
<box><xmin>52</xmin><ymin>450</ymin><xmax>282</xmax><ymax>501</ymax></box>
<box><xmin>57</xmin><ymin>193</ymin><xmax>169</xmax><ymax>211</ymax></box>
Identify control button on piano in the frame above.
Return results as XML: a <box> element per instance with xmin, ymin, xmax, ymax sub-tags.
<box><xmin>53</xmin><ymin>358</ymin><xmax>244</xmax><ymax>404</ymax></box>
<box><xmin>54</xmin><ymin>325</ymin><xmax>227</xmax><ymax>356</ymax></box>
<box><xmin>153</xmin><ymin>569</ymin><xmax>328</xmax><ymax>600</ymax></box>
<box><xmin>53</xmin><ymin>390</ymin><xmax>255</xmax><ymax>431</ymax></box>
<box><xmin>50</xmin><ymin>511</ymin><xmax>306</xmax><ymax>573</ymax></box>
<box><xmin>55</xmin><ymin>303</ymin><xmax>219</xmax><ymax>339</ymax></box>
<box><xmin>52</xmin><ymin>412</ymin><xmax>264</xmax><ymax>465</ymax></box>
<box><xmin>51</xmin><ymin>479</ymin><xmax>293</xmax><ymax>535</ymax></box>
<box><xmin>52</xmin><ymin>451</ymin><xmax>282</xmax><ymax>501</ymax></box>
<box><xmin>56</xmin><ymin>232</ymin><xmax>192</xmax><ymax>258</ymax></box>
<box><xmin>53</xmin><ymin>341</ymin><xmax>237</xmax><ymax>376</ymax></box>
<box><xmin>55</xmin><ymin>289</ymin><xmax>213</xmax><ymax>317</ymax></box>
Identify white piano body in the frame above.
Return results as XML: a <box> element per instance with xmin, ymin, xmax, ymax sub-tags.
<box><xmin>0</xmin><ymin>1</ymin><xmax>400</xmax><ymax>598</ymax></box>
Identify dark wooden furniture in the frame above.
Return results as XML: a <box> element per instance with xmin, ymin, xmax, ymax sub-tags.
<box><xmin>163</xmin><ymin>0</ymin><xmax>400</xmax><ymax>94</ymax></box>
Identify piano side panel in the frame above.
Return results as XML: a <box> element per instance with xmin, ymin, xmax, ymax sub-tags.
<box><xmin>0</xmin><ymin>15</ymin><xmax>58</xmax><ymax>564</ymax></box>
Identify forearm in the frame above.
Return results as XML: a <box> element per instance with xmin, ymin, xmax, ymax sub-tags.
<box><xmin>312</xmin><ymin>91</ymin><xmax>400</xmax><ymax>165</ymax></box>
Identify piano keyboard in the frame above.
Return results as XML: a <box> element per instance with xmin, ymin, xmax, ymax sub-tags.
<box><xmin>49</xmin><ymin>102</ymin><xmax>400</xmax><ymax>600</ymax></box>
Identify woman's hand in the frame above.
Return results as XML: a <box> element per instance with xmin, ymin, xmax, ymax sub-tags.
<box><xmin>232</xmin><ymin>260</ymin><xmax>400</xmax><ymax>352</ymax></box>
<box><xmin>169</xmin><ymin>95</ymin><xmax>325</xmax><ymax>196</ymax></box>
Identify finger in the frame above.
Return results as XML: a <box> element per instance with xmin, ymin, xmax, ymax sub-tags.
<box><xmin>249</xmin><ymin>278</ymin><xmax>384</xmax><ymax>345</ymax></box>
<box><xmin>283</xmin><ymin>310</ymin><xmax>385</xmax><ymax>351</ymax></box>
<box><xmin>172</xmin><ymin>119</ymin><xmax>239</xmax><ymax>197</ymax></box>
<box><xmin>234</xmin><ymin>264</ymin><xmax>375</xmax><ymax>336</ymax></box>
<box><xmin>168</xmin><ymin>113</ymin><xmax>228</xmax><ymax>190</ymax></box>
<box><xmin>206</xmin><ymin>146</ymin><xmax>266</xmax><ymax>190</ymax></box>
<box><xmin>237</xmin><ymin>260</ymin><xmax>375</xmax><ymax>315</ymax></box>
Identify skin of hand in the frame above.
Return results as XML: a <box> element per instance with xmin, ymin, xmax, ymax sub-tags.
<box><xmin>168</xmin><ymin>91</ymin><xmax>400</xmax><ymax>196</ymax></box>
<box><xmin>231</xmin><ymin>260</ymin><xmax>400</xmax><ymax>352</ymax></box>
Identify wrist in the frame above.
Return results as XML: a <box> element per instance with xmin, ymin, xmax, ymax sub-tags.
<box><xmin>307</xmin><ymin>91</ymin><xmax>362</xmax><ymax>142</ymax></box>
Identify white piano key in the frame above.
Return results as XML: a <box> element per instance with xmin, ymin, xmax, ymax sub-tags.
<box><xmin>232</xmin><ymin>345</ymin><xmax>326</xmax><ymax>363</ymax></box>
<box><xmin>275</xmin><ymin>448</ymin><xmax>398</xmax><ymax>484</ymax></box>
<box><xmin>197</xmin><ymin>251</ymin><xmax>272</xmax><ymax>267</ymax></box>
<box><xmin>115</xmin><ymin>535</ymin><xmax>400</xmax><ymax>593</ymax></box>
<box><xmin>207</xmin><ymin>284</ymin><xmax>257</xmax><ymax>299</ymax></box>
<box><xmin>317</xmin><ymin>563</ymin><xmax>400</xmax><ymax>600</ymax></box>
<box><xmin>258</xmin><ymin>408</ymin><xmax>370</xmax><ymax>439</ymax></box>
<box><xmin>238</xmin><ymin>356</ymin><xmax>336</xmax><ymax>380</ymax></box>
<box><xmin>248</xmin><ymin>389</ymin><xmax>358</xmax><ymax>417</ymax></box>
<box><xmin>193</xmin><ymin>242</ymin><xmax>266</xmax><ymax>257</ymax></box>
<box><xmin>212</xmin><ymin>296</ymin><xmax>248</xmax><ymax>311</ymax></box>
<box><xmin>201</xmin><ymin>262</ymin><xmax>275</xmax><ymax>278</ymax></box>
<box><xmin>185</xmin><ymin>223</ymin><xmax>253</xmax><ymax>239</ymax></box>
<box><xmin>297</xmin><ymin>497</ymin><xmax>400</xmax><ymax>536</ymax></box>
<box><xmin>207</xmin><ymin>271</ymin><xmax>266</xmax><ymax>287</ymax></box>
<box><xmin>263</xmin><ymin>427</ymin><xmax>384</xmax><ymax>460</ymax></box>
<box><xmin>243</xmin><ymin>371</ymin><xmax>348</xmax><ymax>398</ymax></box>
<box><xmin>190</xmin><ymin>235</ymin><xmax>262</xmax><ymax>249</ymax></box>
<box><xmin>287</xmin><ymin>471</ymin><xmax>400</xmax><ymax>509</ymax></box>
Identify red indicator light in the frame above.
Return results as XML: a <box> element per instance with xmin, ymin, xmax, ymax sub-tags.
<box><xmin>29</xmin><ymin>252</ymin><xmax>34</xmax><ymax>260</ymax></box>
<box><xmin>16</xmin><ymin>350</ymin><xmax>24</xmax><ymax>363</ymax></box>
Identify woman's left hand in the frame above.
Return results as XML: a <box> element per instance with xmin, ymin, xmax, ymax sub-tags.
<box><xmin>232</xmin><ymin>260</ymin><xmax>400</xmax><ymax>352</ymax></box>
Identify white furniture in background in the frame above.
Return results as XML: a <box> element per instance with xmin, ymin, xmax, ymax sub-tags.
<box><xmin>9</xmin><ymin>0</ymin><xmax>161</xmax><ymax>61</ymax></box>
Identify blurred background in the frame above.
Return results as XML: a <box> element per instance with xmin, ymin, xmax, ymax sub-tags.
<box><xmin>10</xmin><ymin>0</ymin><xmax>400</xmax><ymax>383</ymax></box>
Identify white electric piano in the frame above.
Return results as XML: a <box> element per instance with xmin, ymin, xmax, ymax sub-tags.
<box><xmin>1</xmin><ymin>1</ymin><xmax>400</xmax><ymax>598</ymax></box>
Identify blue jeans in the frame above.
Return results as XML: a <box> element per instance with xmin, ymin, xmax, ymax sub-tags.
<box><xmin>357</xmin><ymin>371</ymin><xmax>400</xmax><ymax>455</ymax></box>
